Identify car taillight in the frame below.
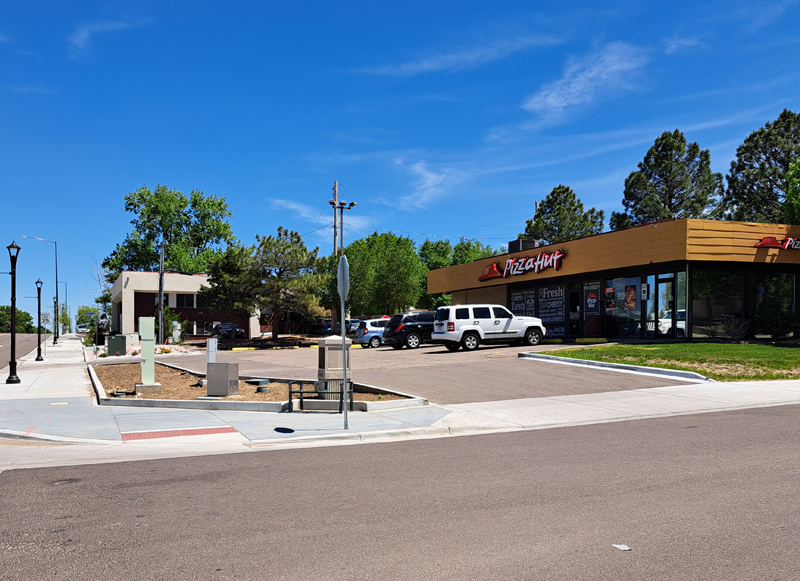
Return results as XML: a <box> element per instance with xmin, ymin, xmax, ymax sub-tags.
<box><xmin>360</xmin><ymin>329</ymin><xmax>367</xmax><ymax>336</ymax></box>
<box><xmin>395</xmin><ymin>324</ymin><xmax>405</xmax><ymax>332</ymax></box>
<box><xmin>447</xmin><ymin>322</ymin><xmax>455</xmax><ymax>332</ymax></box>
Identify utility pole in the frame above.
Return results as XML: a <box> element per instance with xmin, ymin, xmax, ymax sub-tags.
<box><xmin>329</xmin><ymin>181</ymin><xmax>339</xmax><ymax>335</ymax></box>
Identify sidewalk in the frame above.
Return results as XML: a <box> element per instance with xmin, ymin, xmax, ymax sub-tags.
<box><xmin>3</xmin><ymin>335</ymin><xmax>800</xmax><ymax>469</ymax></box>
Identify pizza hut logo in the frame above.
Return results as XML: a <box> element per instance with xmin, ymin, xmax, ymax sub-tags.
<box><xmin>755</xmin><ymin>237</ymin><xmax>800</xmax><ymax>249</ymax></box>
<box><xmin>478</xmin><ymin>250</ymin><xmax>566</xmax><ymax>282</ymax></box>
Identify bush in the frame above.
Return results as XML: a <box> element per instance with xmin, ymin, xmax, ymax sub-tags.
<box><xmin>755</xmin><ymin>309</ymin><xmax>800</xmax><ymax>340</ymax></box>
<box><xmin>720</xmin><ymin>316</ymin><xmax>751</xmax><ymax>340</ymax></box>
<box><xmin>99</xmin><ymin>352</ymin><xmax>109</xmax><ymax>358</ymax></box>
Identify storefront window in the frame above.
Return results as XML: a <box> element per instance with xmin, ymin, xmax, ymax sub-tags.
<box><xmin>692</xmin><ymin>270</ymin><xmax>742</xmax><ymax>338</ymax></box>
<box><xmin>604</xmin><ymin>277</ymin><xmax>641</xmax><ymax>338</ymax></box>
<box><xmin>754</xmin><ymin>273</ymin><xmax>794</xmax><ymax>315</ymax></box>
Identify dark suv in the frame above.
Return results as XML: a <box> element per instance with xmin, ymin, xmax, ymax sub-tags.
<box><xmin>212</xmin><ymin>323</ymin><xmax>245</xmax><ymax>339</ymax></box>
<box><xmin>382</xmin><ymin>311</ymin><xmax>436</xmax><ymax>349</ymax></box>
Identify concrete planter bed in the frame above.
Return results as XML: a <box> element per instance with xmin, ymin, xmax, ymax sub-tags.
<box><xmin>88</xmin><ymin>362</ymin><xmax>426</xmax><ymax>413</ymax></box>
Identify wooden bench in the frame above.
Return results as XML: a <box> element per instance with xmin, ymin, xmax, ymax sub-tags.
<box><xmin>287</xmin><ymin>380</ymin><xmax>354</xmax><ymax>413</ymax></box>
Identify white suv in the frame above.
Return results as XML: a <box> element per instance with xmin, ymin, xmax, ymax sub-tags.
<box><xmin>432</xmin><ymin>304</ymin><xmax>546</xmax><ymax>351</ymax></box>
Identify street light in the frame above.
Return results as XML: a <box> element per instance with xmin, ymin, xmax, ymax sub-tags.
<box><xmin>336</xmin><ymin>201</ymin><xmax>357</xmax><ymax>253</ymax></box>
<box><xmin>6</xmin><ymin>241</ymin><xmax>21</xmax><ymax>384</ymax></box>
<box><xmin>51</xmin><ymin>280</ymin><xmax>67</xmax><ymax>334</ymax></box>
<box><xmin>22</xmin><ymin>236</ymin><xmax>58</xmax><ymax>345</ymax></box>
<box><xmin>35</xmin><ymin>280</ymin><xmax>44</xmax><ymax>361</ymax></box>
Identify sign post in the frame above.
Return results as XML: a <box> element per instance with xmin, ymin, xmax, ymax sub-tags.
<box><xmin>337</xmin><ymin>255</ymin><xmax>350</xmax><ymax>430</ymax></box>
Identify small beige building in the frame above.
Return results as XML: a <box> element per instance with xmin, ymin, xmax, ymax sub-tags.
<box><xmin>110</xmin><ymin>271</ymin><xmax>260</xmax><ymax>339</ymax></box>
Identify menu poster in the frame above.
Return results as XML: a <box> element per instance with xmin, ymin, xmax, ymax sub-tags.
<box><xmin>538</xmin><ymin>284</ymin><xmax>566</xmax><ymax>325</ymax></box>
<box><xmin>510</xmin><ymin>288</ymin><xmax>537</xmax><ymax>317</ymax></box>
<box><xmin>583</xmin><ymin>280</ymin><xmax>601</xmax><ymax>315</ymax></box>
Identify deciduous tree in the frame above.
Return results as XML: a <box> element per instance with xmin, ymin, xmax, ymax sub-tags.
<box><xmin>0</xmin><ymin>306</ymin><xmax>36</xmax><ymax>333</ymax></box>
<box><xmin>785</xmin><ymin>159</ymin><xmax>800</xmax><ymax>224</ymax></box>
<box><xmin>522</xmin><ymin>185</ymin><xmax>604</xmax><ymax>242</ymax></box>
<box><xmin>102</xmin><ymin>184</ymin><xmax>234</xmax><ymax>282</ymax></box>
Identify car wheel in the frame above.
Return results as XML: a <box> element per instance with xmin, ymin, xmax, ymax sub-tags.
<box><xmin>445</xmin><ymin>342</ymin><xmax>461</xmax><ymax>352</ymax></box>
<box><xmin>524</xmin><ymin>328</ymin><xmax>542</xmax><ymax>346</ymax></box>
<box><xmin>461</xmin><ymin>333</ymin><xmax>479</xmax><ymax>351</ymax></box>
<box><xmin>405</xmin><ymin>333</ymin><xmax>421</xmax><ymax>349</ymax></box>
<box><xmin>369</xmin><ymin>336</ymin><xmax>381</xmax><ymax>348</ymax></box>
<box><xmin>391</xmin><ymin>344</ymin><xmax>404</xmax><ymax>350</ymax></box>
<box><xmin>676</xmin><ymin>328</ymin><xmax>685</xmax><ymax>338</ymax></box>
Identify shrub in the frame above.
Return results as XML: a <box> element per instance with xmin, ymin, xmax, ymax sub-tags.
<box><xmin>755</xmin><ymin>309</ymin><xmax>800</xmax><ymax>340</ymax></box>
<box><xmin>99</xmin><ymin>352</ymin><xmax>109</xmax><ymax>358</ymax></box>
<box><xmin>721</xmin><ymin>316</ymin><xmax>751</xmax><ymax>340</ymax></box>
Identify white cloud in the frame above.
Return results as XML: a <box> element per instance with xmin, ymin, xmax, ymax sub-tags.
<box><xmin>397</xmin><ymin>159</ymin><xmax>472</xmax><ymax>209</ymax></box>
<box><xmin>362</xmin><ymin>35</ymin><xmax>561</xmax><ymax>76</ymax></box>
<box><xmin>736</xmin><ymin>0</ymin><xmax>797</xmax><ymax>31</ymax></box>
<box><xmin>271</xmin><ymin>198</ymin><xmax>374</xmax><ymax>231</ymax></box>
<box><xmin>68</xmin><ymin>20</ymin><xmax>140</xmax><ymax>58</ymax></box>
<box><xmin>521</xmin><ymin>42</ymin><xmax>649</xmax><ymax>119</ymax></box>
<box><xmin>664</xmin><ymin>35</ymin><xmax>703</xmax><ymax>54</ymax></box>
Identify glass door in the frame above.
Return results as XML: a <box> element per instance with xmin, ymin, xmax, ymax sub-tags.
<box><xmin>657</xmin><ymin>275</ymin><xmax>674</xmax><ymax>338</ymax></box>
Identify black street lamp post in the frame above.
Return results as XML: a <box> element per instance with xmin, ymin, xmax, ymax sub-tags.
<box><xmin>6</xmin><ymin>241</ymin><xmax>21</xmax><ymax>384</ymax></box>
<box><xmin>35</xmin><ymin>279</ymin><xmax>43</xmax><ymax>361</ymax></box>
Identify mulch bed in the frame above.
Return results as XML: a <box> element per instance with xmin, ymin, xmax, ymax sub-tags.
<box><xmin>92</xmin><ymin>362</ymin><xmax>402</xmax><ymax>403</ymax></box>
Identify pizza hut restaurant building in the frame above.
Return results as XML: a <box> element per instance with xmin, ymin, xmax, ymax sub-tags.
<box><xmin>426</xmin><ymin>219</ymin><xmax>800</xmax><ymax>340</ymax></box>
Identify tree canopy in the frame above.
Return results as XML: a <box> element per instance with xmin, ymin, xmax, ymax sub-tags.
<box><xmin>321</xmin><ymin>232</ymin><xmax>427</xmax><ymax>317</ymax></box>
<box><xmin>723</xmin><ymin>109</ymin><xmax>800</xmax><ymax>223</ymax></box>
<box><xmin>254</xmin><ymin>227</ymin><xmax>320</xmax><ymax>339</ymax></box>
<box><xmin>612</xmin><ymin>130</ymin><xmax>723</xmax><ymax>229</ymax></box>
<box><xmin>785</xmin><ymin>159</ymin><xmax>800</xmax><ymax>225</ymax></box>
<box><xmin>522</xmin><ymin>185</ymin><xmax>604</xmax><ymax>243</ymax></box>
<box><xmin>198</xmin><ymin>244</ymin><xmax>262</xmax><ymax>323</ymax></box>
<box><xmin>0</xmin><ymin>306</ymin><xmax>36</xmax><ymax>333</ymax></box>
<box><xmin>102</xmin><ymin>184</ymin><xmax>235</xmax><ymax>282</ymax></box>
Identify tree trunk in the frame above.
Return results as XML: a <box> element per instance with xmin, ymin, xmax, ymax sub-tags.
<box><xmin>272</xmin><ymin>308</ymin><xmax>282</xmax><ymax>340</ymax></box>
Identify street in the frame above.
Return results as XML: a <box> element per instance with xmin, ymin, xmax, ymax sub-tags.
<box><xmin>2</xmin><ymin>404</ymin><xmax>798</xmax><ymax>580</ymax></box>
<box><xmin>0</xmin><ymin>334</ymin><xmax>46</xmax><ymax>372</ymax></box>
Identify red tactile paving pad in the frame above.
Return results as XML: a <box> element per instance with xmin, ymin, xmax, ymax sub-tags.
<box><xmin>121</xmin><ymin>426</ymin><xmax>238</xmax><ymax>441</ymax></box>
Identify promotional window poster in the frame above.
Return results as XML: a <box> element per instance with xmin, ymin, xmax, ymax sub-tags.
<box><xmin>624</xmin><ymin>285</ymin><xmax>637</xmax><ymax>310</ymax></box>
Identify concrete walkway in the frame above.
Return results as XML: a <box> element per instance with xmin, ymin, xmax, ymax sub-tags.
<box><xmin>2</xmin><ymin>335</ymin><xmax>800</xmax><ymax>469</ymax></box>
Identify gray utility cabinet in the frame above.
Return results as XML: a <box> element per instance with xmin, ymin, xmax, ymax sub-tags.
<box><xmin>106</xmin><ymin>335</ymin><xmax>127</xmax><ymax>356</ymax></box>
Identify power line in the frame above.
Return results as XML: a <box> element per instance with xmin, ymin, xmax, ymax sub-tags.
<box><xmin>344</xmin><ymin>222</ymin><xmax>514</xmax><ymax>242</ymax></box>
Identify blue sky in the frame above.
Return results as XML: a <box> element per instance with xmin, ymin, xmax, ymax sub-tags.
<box><xmin>1</xmin><ymin>0</ymin><xmax>799</xmax><ymax>320</ymax></box>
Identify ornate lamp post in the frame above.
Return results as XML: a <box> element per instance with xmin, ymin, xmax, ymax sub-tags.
<box><xmin>6</xmin><ymin>241</ymin><xmax>21</xmax><ymax>384</ymax></box>
<box><xmin>35</xmin><ymin>279</ymin><xmax>43</xmax><ymax>361</ymax></box>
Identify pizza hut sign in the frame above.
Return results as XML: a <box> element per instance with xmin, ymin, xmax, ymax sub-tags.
<box><xmin>755</xmin><ymin>236</ymin><xmax>800</xmax><ymax>249</ymax></box>
<box><xmin>478</xmin><ymin>250</ymin><xmax>566</xmax><ymax>282</ymax></box>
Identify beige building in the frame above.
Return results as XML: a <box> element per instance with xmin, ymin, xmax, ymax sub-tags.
<box><xmin>110</xmin><ymin>271</ymin><xmax>260</xmax><ymax>339</ymax></box>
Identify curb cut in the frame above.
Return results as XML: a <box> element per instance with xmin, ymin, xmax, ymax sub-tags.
<box><xmin>518</xmin><ymin>352</ymin><xmax>714</xmax><ymax>382</ymax></box>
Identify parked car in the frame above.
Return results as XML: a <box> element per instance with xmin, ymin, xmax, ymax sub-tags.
<box><xmin>382</xmin><ymin>311</ymin><xmax>436</xmax><ymax>349</ymax></box>
<box><xmin>212</xmin><ymin>322</ymin><xmax>245</xmax><ymax>339</ymax></box>
<box><xmin>353</xmin><ymin>318</ymin><xmax>389</xmax><ymax>348</ymax></box>
<box><xmin>309</xmin><ymin>318</ymin><xmax>331</xmax><ymax>335</ymax></box>
<box><xmin>431</xmin><ymin>304</ymin><xmax>546</xmax><ymax>351</ymax></box>
<box><xmin>346</xmin><ymin>319</ymin><xmax>362</xmax><ymax>334</ymax></box>
<box><xmin>658</xmin><ymin>309</ymin><xmax>686</xmax><ymax>338</ymax></box>
<box><xmin>76</xmin><ymin>323</ymin><xmax>92</xmax><ymax>333</ymax></box>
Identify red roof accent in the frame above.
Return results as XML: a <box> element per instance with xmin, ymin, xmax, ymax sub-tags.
<box><xmin>478</xmin><ymin>262</ymin><xmax>504</xmax><ymax>282</ymax></box>
<box><xmin>754</xmin><ymin>237</ymin><xmax>783</xmax><ymax>248</ymax></box>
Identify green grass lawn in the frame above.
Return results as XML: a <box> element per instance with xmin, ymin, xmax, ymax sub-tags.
<box><xmin>549</xmin><ymin>343</ymin><xmax>800</xmax><ymax>381</ymax></box>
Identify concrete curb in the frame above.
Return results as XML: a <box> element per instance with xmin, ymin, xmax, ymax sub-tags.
<box><xmin>518</xmin><ymin>352</ymin><xmax>714</xmax><ymax>382</ymax></box>
<box><xmin>88</xmin><ymin>363</ymin><xmax>427</xmax><ymax>413</ymax></box>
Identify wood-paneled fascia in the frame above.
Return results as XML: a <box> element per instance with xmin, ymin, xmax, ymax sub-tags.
<box><xmin>428</xmin><ymin>219</ymin><xmax>800</xmax><ymax>295</ymax></box>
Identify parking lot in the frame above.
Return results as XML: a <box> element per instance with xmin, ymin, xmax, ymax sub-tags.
<box><xmin>162</xmin><ymin>342</ymin><xmax>695</xmax><ymax>405</ymax></box>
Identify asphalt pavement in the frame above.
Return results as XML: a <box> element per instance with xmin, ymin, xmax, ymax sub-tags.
<box><xmin>2</xmin><ymin>335</ymin><xmax>800</xmax><ymax>470</ymax></box>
